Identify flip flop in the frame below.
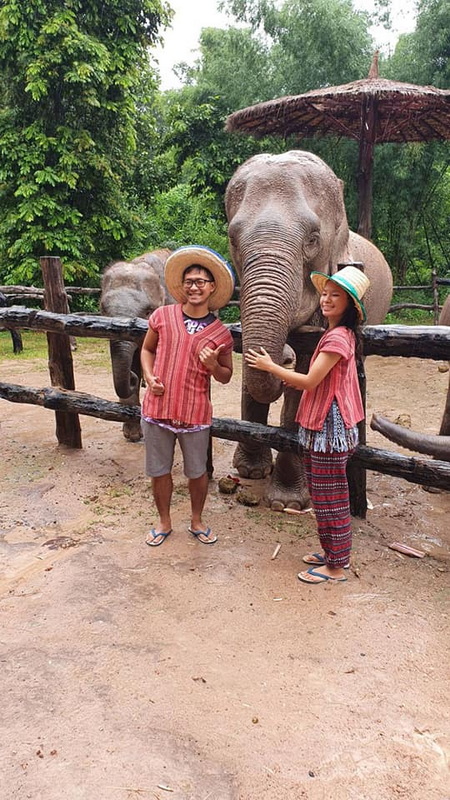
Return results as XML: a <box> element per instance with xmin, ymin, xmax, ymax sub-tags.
<box><xmin>298</xmin><ymin>567</ymin><xmax>347</xmax><ymax>584</ymax></box>
<box><xmin>188</xmin><ymin>526</ymin><xmax>217</xmax><ymax>545</ymax></box>
<box><xmin>145</xmin><ymin>528</ymin><xmax>172</xmax><ymax>547</ymax></box>
<box><xmin>302</xmin><ymin>553</ymin><xmax>350</xmax><ymax>569</ymax></box>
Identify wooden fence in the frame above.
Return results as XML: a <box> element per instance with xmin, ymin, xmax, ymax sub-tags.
<box><xmin>0</xmin><ymin>258</ymin><xmax>449</xmax><ymax>518</ymax></box>
<box><xmin>388</xmin><ymin>273</ymin><xmax>450</xmax><ymax>321</ymax></box>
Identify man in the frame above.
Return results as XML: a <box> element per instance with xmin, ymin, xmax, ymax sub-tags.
<box><xmin>140</xmin><ymin>246</ymin><xmax>235</xmax><ymax>546</ymax></box>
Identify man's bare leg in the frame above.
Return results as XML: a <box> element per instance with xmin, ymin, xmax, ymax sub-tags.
<box><xmin>188</xmin><ymin>472</ymin><xmax>208</xmax><ymax>530</ymax></box>
<box><xmin>149</xmin><ymin>473</ymin><xmax>173</xmax><ymax>544</ymax></box>
<box><xmin>188</xmin><ymin>472</ymin><xmax>216</xmax><ymax>542</ymax></box>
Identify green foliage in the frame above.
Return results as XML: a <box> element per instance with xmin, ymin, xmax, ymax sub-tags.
<box><xmin>143</xmin><ymin>183</ymin><xmax>230</xmax><ymax>256</ymax></box>
<box><xmin>373</xmin><ymin>0</ymin><xmax>450</xmax><ymax>284</ymax></box>
<box><xmin>0</xmin><ymin>0</ymin><xmax>169</xmax><ymax>285</ymax></box>
<box><xmin>184</xmin><ymin>26</ymin><xmax>275</xmax><ymax>109</ymax></box>
<box><xmin>137</xmin><ymin>0</ymin><xmax>373</xmax><ymax>263</ymax></box>
<box><xmin>220</xmin><ymin>0</ymin><xmax>373</xmax><ymax>95</ymax></box>
<box><xmin>131</xmin><ymin>84</ymin><xmax>280</xmax><ymax>260</ymax></box>
<box><xmin>371</xmin><ymin>141</ymin><xmax>450</xmax><ymax>283</ymax></box>
<box><xmin>3</xmin><ymin>0</ymin><xmax>449</xmax><ymax>297</ymax></box>
<box><xmin>388</xmin><ymin>0</ymin><xmax>450</xmax><ymax>87</ymax></box>
<box><xmin>0</xmin><ymin>330</ymin><xmax>47</xmax><ymax>360</ymax></box>
<box><xmin>219</xmin><ymin>304</ymin><xmax>240</xmax><ymax>323</ymax></box>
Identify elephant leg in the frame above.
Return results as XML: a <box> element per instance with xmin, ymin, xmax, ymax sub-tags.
<box><xmin>267</xmin><ymin>354</ymin><xmax>312</xmax><ymax>510</ymax></box>
<box><xmin>233</xmin><ymin>388</ymin><xmax>273</xmax><ymax>478</ymax></box>
<box><xmin>266</xmin><ymin>384</ymin><xmax>310</xmax><ymax>510</ymax></box>
<box><xmin>267</xmin><ymin>450</ymin><xmax>309</xmax><ymax>511</ymax></box>
<box><xmin>439</xmin><ymin>370</ymin><xmax>450</xmax><ymax>437</ymax></box>
<box><xmin>122</xmin><ymin>346</ymin><xmax>144</xmax><ymax>442</ymax></box>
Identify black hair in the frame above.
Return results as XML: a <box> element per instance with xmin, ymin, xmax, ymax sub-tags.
<box><xmin>335</xmin><ymin>296</ymin><xmax>364</xmax><ymax>360</ymax></box>
<box><xmin>183</xmin><ymin>264</ymin><xmax>215</xmax><ymax>282</ymax></box>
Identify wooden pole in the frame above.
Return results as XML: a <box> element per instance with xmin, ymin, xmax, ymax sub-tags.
<box><xmin>432</xmin><ymin>269</ymin><xmax>440</xmax><ymax>324</ymax></box>
<box><xmin>40</xmin><ymin>256</ymin><xmax>82</xmax><ymax>448</ymax></box>
<box><xmin>347</xmin><ymin>356</ymin><xmax>367</xmax><ymax>517</ymax></box>
<box><xmin>357</xmin><ymin>95</ymin><xmax>376</xmax><ymax>240</ymax></box>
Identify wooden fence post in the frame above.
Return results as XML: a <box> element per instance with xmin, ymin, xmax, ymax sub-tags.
<box><xmin>432</xmin><ymin>269</ymin><xmax>440</xmax><ymax>324</ymax></box>
<box><xmin>40</xmin><ymin>256</ymin><xmax>82</xmax><ymax>448</ymax></box>
<box><xmin>346</xmin><ymin>356</ymin><xmax>367</xmax><ymax>518</ymax></box>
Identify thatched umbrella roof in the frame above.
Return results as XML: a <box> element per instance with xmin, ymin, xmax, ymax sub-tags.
<box><xmin>225</xmin><ymin>54</ymin><xmax>450</xmax><ymax>238</ymax></box>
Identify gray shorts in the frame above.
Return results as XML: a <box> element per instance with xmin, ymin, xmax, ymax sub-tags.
<box><xmin>141</xmin><ymin>419</ymin><xmax>210</xmax><ymax>479</ymax></box>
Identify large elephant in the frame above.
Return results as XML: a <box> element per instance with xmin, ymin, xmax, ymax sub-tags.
<box><xmin>225</xmin><ymin>150</ymin><xmax>393</xmax><ymax>509</ymax></box>
<box><xmin>100</xmin><ymin>249</ymin><xmax>173</xmax><ymax>441</ymax></box>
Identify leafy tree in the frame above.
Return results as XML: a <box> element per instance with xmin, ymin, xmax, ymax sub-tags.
<box><xmin>220</xmin><ymin>0</ymin><xmax>374</xmax><ymax>94</ymax></box>
<box><xmin>388</xmin><ymin>0</ymin><xmax>450</xmax><ymax>87</ymax></box>
<box><xmin>376</xmin><ymin>0</ymin><xmax>450</xmax><ymax>283</ymax></box>
<box><xmin>140</xmin><ymin>0</ymin><xmax>375</xmax><ymax>253</ymax></box>
<box><xmin>182</xmin><ymin>26</ymin><xmax>275</xmax><ymax>109</ymax></box>
<box><xmin>0</xmin><ymin>0</ymin><xmax>170</xmax><ymax>284</ymax></box>
<box><xmin>372</xmin><ymin>142</ymin><xmax>450</xmax><ymax>282</ymax></box>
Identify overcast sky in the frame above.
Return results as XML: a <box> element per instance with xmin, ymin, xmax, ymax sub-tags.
<box><xmin>154</xmin><ymin>0</ymin><xmax>417</xmax><ymax>90</ymax></box>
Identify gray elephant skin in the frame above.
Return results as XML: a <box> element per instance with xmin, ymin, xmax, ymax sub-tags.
<box><xmin>225</xmin><ymin>150</ymin><xmax>393</xmax><ymax>509</ymax></box>
<box><xmin>100</xmin><ymin>249</ymin><xmax>174</xmax><ymax>441</ymax></box>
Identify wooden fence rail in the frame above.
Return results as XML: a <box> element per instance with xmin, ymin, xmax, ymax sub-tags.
<box><xmin>1</xmin><ymin>306</ymin><xmax>449</xmax><ymax>509</ymax></box>
<box><xmin>1</xmin><ymin>381</ymin><xmax>449</xmax><ymax>491</ymax></box>
<box><xmin>1</xmin><ymin>309</ymin><xmax>449</xmax><ymax>360</ymax></box>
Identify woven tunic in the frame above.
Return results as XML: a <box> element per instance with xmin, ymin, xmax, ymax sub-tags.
<box><xmin>296</xmin><ymin>326</ymin><xmax>364</xmax><ymax>431</ymax></box>
<box><xmin>141</xmin><ymin>304</ymin><xmax>233</xmax><ymax>426</ymax></box>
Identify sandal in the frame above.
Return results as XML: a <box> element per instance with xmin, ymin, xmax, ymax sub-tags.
<box><xmin>298</xmin><ymin>567</ymin><xmax>347</xmax><ymax>584</ymax></box>
<box><xmin>302</xmin><ymin>553</ymin><xmax>350</xmax><ymax>569</ymax></box>
<box><xmin>188</xmin><ymin>526</ymin><xmax>217</xmax><ymax>545</ymax></box>
<box><xmin>146</xmin><ymin>528</ymin><xmax>172</xmax><ymax>547</ymax></box>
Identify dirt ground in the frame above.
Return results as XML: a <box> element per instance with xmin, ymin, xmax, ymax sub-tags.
<box><xmin>1</xmin><ymin>341</ymin><xmax>449</xmax><ymax>800</ymax></box>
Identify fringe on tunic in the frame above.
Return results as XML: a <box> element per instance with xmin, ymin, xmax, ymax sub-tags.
<box><xmin>298</xmin><ymin>399</ymin><xmax>359</xmax><ymax>453</ymax></box>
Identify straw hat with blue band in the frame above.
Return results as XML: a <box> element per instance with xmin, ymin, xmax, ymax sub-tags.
<box><xmin>165</xmin><ymin>246</ymin><xmax>235</xmax><ymax>312</ymax></box>
<box><xmin>310</xmin><ymin>266</ymin><xmax>370</xmax><ymax>322</ymax></box>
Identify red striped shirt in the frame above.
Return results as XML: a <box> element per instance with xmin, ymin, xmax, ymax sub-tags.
<box><xmin>141</xmin><ymin>304</ymin><xmax>233</xmax><ymax>426</ymax></box>
<box><xmin>296</xmin><ymin>326</ymin><xmax>364</xmax><ymax>430</ymax></box>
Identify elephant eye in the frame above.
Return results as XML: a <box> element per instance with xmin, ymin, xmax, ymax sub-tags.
<box><xmin>304</xmin><ymin>232</ymin><xmax>320</xmax><ymax>256</ymax></box>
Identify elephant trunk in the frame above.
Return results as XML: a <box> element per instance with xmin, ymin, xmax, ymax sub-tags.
<box><xmin>370</xmin><ymin>413</ymin><xmax>450</xmax><ymax>461</ymax></box>
<box><xmin>240</xmin><ymin>255</ymin><xmax>300</xmax><ymax>404</ymax></box>
<box><xmin>109</xmin><ymin>339</ymin><xmax>140</xmax><ymax>402</ymax></box>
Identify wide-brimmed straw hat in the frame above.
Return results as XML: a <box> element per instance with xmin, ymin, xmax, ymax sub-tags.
<box><xmin>310</xmin><ymin>266</ymin><xmax>370</xmax><ymax>322</ymax></box>
<box><xmin>165</xmin><ymin>246</ymin><xmax>235</xmax><ymax>311</ymax></box>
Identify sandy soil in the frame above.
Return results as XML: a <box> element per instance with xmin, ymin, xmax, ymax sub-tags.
<box><xmin>0</xmin><ymin>342</ymin><xmax>449</xmax><ymax>800</ymax></box>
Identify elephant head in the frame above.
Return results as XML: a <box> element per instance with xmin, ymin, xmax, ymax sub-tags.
<box><xmin>226</xmin><ymin>150</ymin><xmax>393</xmax><ymax>508</ymax></box>
<box><xmin>226</xmin><ymin>151</ymin><xmax>352</xmax><ymax>404</ymax></box>
<box><xmin>226</xmin><ymin>150</ymin><xmax>394</xmax><ymax>404</ymax></box>
<box><xmin>100</xmin><ymin>253</ymin><xmax>170</xmax><ymax>441</ymax></box>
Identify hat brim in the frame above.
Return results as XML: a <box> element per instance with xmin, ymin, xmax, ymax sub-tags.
<box><xmin>164</xmin><ymin>246</ymin><xmax>235</xmax><ymax>311</ymax></box>
<box><xmin>310</xmin><ymin>271</ymin><xmax>367</xmax><ymax>322</ymax></box>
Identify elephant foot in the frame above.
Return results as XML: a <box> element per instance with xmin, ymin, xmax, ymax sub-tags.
<box><xmin>266</xmin><ymin>452</ymin><xmax>310</xmax><ymax>511</ymax></box>
<box><xmin>233</xmin><ymin>443</ymin><xmax>273</xmax><ymax>480</ymax></box>
<box><xmin>123</xmin><ymin>421</ymin><xmax>143</xmax><ymax>442</ymax></box>
<box><xmin>266</xmin><ymin>480</ymin><xmax>311</xmax><ymax>511</ymax></box>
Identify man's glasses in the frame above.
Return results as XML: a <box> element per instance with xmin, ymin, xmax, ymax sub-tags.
<box><xmin>182</xmin><ymin>278</ymin><xmax>214</xmax><ymax>289</ymax></box>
